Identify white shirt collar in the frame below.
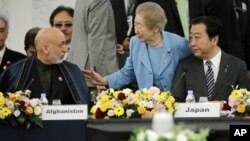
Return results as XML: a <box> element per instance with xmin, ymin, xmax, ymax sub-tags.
<box><xmin>0</xmin><ymin>46</ymin><xmax>6</xmax><ymax>59</ymax></box>
<box><xmin>203</xmin><ymin>49</ymin><xmax>221</xmax><ymax>69</ymax></box>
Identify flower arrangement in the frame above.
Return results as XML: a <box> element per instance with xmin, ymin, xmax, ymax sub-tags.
<box><xmin>226</xmin><ymin>87</ymin><xmax>250</xmax><ymax>117</ymax></box>
<box><xmin>90</xmin><ymin>87</ymin><xmax>176</xmax><ymax>119</ymax></box>
<box><xmin>129</xmin><ymin>125</ymin><xmax>209</xmax><ymax>141</ymax></box>
<box><xmin>0</xmin><ymin>90</ymin><xmax>42</xmax><ymax>129</ymax></box>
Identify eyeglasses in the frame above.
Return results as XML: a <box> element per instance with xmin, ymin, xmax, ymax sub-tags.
<box><xmin>53</xmin><ymin>23</ymin><xmax>73</xmax><ymax>28</ymax></box>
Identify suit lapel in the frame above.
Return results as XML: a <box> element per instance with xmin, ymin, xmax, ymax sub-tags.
<box><xmin>210</xmin><ymin>52</ymin><xmax>228</xmax><ymax>100</ymax></box>
<box><xmin>193</xmin><ymin>58</ymin><xmax>208</xmax><ymax>94</ymax></box>
<box><xmin>139</xmin><ymin>43</ymin><xmax>153</xmax><ymax>73</ymax></box>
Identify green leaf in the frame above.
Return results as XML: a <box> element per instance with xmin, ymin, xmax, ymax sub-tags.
<box><xmin>17</xmin><ymin>114</ymin><xmax>26</xmax><ymax>124</ymax></box>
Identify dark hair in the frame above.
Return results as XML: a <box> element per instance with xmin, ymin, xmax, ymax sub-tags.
<box><xmin>24</xmin><ymin>27</ymin><xmax>41</xmax><ymax>51</ymax></box>
<box><xmin>190</xmin><ymin>16</ymin><xmax>223</xmax><ymax>46</ymax></box>
<box><xmin>49</xmin><ymin>5</ymin><xmax>74</xmax><ymax>26</ymax></box>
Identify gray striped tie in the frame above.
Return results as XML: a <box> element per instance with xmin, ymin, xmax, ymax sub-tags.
<box><xmin>205</xmin><ymin>61</ymin><xmax>214</xmax><ymax>98</ymax></box>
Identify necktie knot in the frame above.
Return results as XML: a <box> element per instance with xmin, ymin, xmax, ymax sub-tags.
<box><xmin>206</xmin><ymin>61</ymin><xmax>212</xmax><ymax>67</ymax></box>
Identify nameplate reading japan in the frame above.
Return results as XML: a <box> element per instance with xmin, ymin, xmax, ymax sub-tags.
<box><xmin>42</xmin><ymin>105</ymin><xmax>88</xmax><ymax>120</ymax></box>
<box><xmin>174</xmin><ymin>102</ymin><xmax>220</xmax><ymax>118</ymax></box>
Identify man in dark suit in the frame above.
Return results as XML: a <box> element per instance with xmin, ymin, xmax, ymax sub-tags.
<box><xmin>203</xmin><ymin>0</ymin><xmax>245</xmax><ymax>63</ymax></box>
<box><xmin>110</xmin><ymin>0</ymin><xmax>134</xmax><ymax>68</ymax></box>
<box><xmin>0</xmin><ymin>15</ymin><xmax>26</xmax><ymax>73</ymax></box>
<box><xmin>172</xmin><ymin>16</ymin><xmax>250</xmax><ymax>102</ymax></box>
<box><xmin>0</xmin><ymin>28</ymin><xmax>90</xmax><ymax>105</ymax></box>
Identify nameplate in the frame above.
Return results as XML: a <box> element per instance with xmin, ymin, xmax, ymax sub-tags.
<box><xmin>42</xmin><ymin>105</ymin><xmax>88</xmax><ymax>120</ymax></box>
<box><xmin>174</xmin><ymin>102</ymin><xmax>220</xmax><ymax>118</ymax></box>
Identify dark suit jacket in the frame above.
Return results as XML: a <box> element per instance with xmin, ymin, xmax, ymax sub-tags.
<box><xmin>237</xmin><ymin>0</ymin><xmax>250</xmax><ymax>69</ymax></box>
<box><xmin>172</xmin><ymin>51</ymin><xmax>250</xmax><ymax>102</ymax></box>
<box><xmin>110</xmin><ymin>0</ymin><xmax>128</xmax><ymax>45</ymax></box>
<box><xmin>0</xmin><ymin>47</ymin><xmax>26</xmax><ymax>74</ymax></box>
<box><xmin>110</xmin><ymin>0</ymin><xmax>130</xmax><ymax>68</ymax></box>
<box><xmin>203</xmin><ymin>0</ymin><xmax>244</xmax><ymax>61</ymax></box>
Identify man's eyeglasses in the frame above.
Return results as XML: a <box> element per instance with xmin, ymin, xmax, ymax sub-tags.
<box><xmin>53</xmin><ymin>23</ymin><xmax>73</xmax><ymax>28</ymax></box>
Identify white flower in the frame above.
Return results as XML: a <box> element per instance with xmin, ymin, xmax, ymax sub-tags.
<box><xmin>34</xmin><ymin>106</ymin><xmax>42</xmax><ymax>116</ymax></box>
<box><xmin>142</xmin><ymin>88</ymin><xmax>148</xmax><ymax>93</ymax></box>
<box><xmin>161</xmin><ymin>132</ymin><xmax>174</xmax><ymax>139</ymax></box>
<box><xmin>146</xmin><ymin>101</ymin><xmax>154</xmax><ymax>109</ymax></box>
<box><xmin>14</xmin><ymin>110</ymin><xmax>21</xmax><ymax>117</ymax></box>
<box><xmin>107</xmin><ymin>110</ymin><xmax>114</xmax><ymax>117</ymax></box>
<box><xmin>122</xmin><ymin>88</ymin><xmax>132</xmax><ymax>95</ymax></box>
<box><xmin>176</xmin><ymin>133</ymin><xmax>188</xmax><ymax>141</ymax></box>
<box><xmin>25</xmin><ymin>89</ymin><xmax>32</xmax><ymax>96</ymax></box>
<box><xmin>109</xmin><ymin>88</ymin><xmax>114</xmax><ymax>93</ymax></box>
<box><xmin>126</xmin><ymin>109</ymin><xmax>134</xmax><ymax>117</ymax></box>
<box><xmin>15</xmin><ymin>90</ymin><xmax>23</xmax><ymax>95</ymax></box>
<box><xmin>247</xmin><ymin>99</ymin><xmax>250</xmax><ymax>105</ymax></box>
<box><xmin>136</xmin><ymin>131</ymin><xmax>146</xmax><ymax>141</ymax></box>
<box><xmin>146</xmin><ymin>130</ymin><xmax>158</xmax><ymax>141</ymax></box>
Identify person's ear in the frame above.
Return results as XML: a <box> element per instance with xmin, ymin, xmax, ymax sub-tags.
<box><xmin>43</xmin><ymin>45</ymin><xmax>49</xmax><ymax>54</ymax></box>
<box><xmin>212</xmin><ymin>35</ymin><xmax>219</xmax><ymax>46</ymax></box>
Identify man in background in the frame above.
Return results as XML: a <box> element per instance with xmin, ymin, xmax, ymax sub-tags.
<box><xmin>0</xmin><ymin>15</ymin><xmax>26</xmax><ymax>73</ymax></box>
<box><xmin>67</xmin><ymin>0</ymin><xmax>118</xmax><ymax>77</ymax></box>
<box><xmin>50</xmin><ymin>5</ymin><xmax>74</xmax><ymax>59</ymax></box>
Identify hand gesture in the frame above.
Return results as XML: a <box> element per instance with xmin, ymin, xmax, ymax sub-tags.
<box><xmin>83</xmin><ymin>69</ymin><xmax>108</xmax><ymax>86</ymax></box>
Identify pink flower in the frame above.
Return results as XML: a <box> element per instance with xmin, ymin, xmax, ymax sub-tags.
<box><xmin>155</xmin><ymin>103</ymin><xmax>166</xmax><ymax>111</ymax></box>
<box><xmin>127</xmin><ymin>95</ymin><xmax>135</xmax><ymax>105</ymax></box>
<box><xmin>6</xmin><ymin>100</ymin><xmax>14</xmax><ymax>109</ymax></box>
<box><xmin>228</xmin><ymin>98</ymin><xmax>237</xmax><ymax>107</ymax></box>
<box><xmin>21</xmin><ymin>96</ymin><xmax>30</xmax><ymax>107</ymax></box>
<box><xmin>30</xmin><ymin>98</ymin><xmax>40</xmax><ymax>107</ymax></box>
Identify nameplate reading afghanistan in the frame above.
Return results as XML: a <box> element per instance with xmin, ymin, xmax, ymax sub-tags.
<box><xmin>174</xmin><ymin>102</ymin><xmax>220</xmax><ymax>118</ymax></box>
<box><xmin>42</xmin><ymin>105</ymin><xmax>88</xmax><ymax>120</ymax></box>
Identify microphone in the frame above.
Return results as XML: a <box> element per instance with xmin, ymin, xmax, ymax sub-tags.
<box><xmin>171</xmin><ymin>70</ymin><xmax>187</xmax><ymax>95</ymax></box>
<box><xmin>24</xmin><ymin>78</ymin><xmax>35</xmax><ymax>90</ymax></box>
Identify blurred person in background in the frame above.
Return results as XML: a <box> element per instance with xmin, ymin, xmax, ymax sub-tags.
<box><xmin>24</xmin><ymin>27</ymin><xmax>41</xmax><ymax>57</ymax></box>
<box><xmin>0</xmin><ymin>15</ymin><xmax>26</xmax><ymax>73</ymax></box>
<box><xmin>50</xmin><ymin>5</ymin><xmax>74</xmax><ymax>59</ymax></box>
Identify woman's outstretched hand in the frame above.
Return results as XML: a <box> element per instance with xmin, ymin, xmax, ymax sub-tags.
<box><xmin>83</xmin><ymin>69</ymin><xmax>108</xmax><ymax>86</ymax></box>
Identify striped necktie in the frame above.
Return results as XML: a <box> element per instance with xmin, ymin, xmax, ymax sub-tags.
<box><xmin>205</xmin><ymin>61</ymin><xmax>215</xmax><ymax>98</ymax></box>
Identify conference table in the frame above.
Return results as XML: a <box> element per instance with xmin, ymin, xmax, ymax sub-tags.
<box><xmin>1</xmin><ymin>117</ymin><xmax>250</xmax><ymax>141</ymax></box>
<box><xmin>86</xmin><ymin>117</ymin><xmax>250</xmax><ymax>141</ymax></box>
<box><xmin>1</xmin><ymin>120</ymin><xmax>86</xmax><ymax>141</ymax></box>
